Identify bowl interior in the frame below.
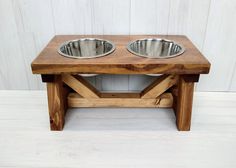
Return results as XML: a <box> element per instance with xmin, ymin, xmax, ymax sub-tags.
<box><xmin>127</xmin><ymin>39</ymin><xmax>185</xmax><ymax>58</ymax></box>
<box><xmin>58</xmin><ymin>38</ymin><xmax>115</xmax><ymax>59</ymax></box>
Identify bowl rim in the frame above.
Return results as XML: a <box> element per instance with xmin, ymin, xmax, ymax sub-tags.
<box><xmin>57</xmin><ymin>38</ymin><xmax>116</xmax><ymax>59</ymax></box>
<box><xmin>126</xmin><ymin>38</ymin><xmax>185</xmax><ymax>59</ymax></box>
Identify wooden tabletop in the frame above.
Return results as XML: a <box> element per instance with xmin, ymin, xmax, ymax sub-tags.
<box><xmin>31</xmin><ymin>35</ymin><xmax>210</xmax><ymax>75</ymax></box>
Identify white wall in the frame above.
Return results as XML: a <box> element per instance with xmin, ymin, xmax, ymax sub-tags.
<box><xmin>0</xmin><ymin>0</ymin><xmax>235</xmax><ymax>91</ymax></box>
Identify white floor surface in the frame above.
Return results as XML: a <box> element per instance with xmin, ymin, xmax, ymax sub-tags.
<box><xmin>0</xmin><ymin>91</ymin><xmax>236</xmax><ymax>168</ymax></box>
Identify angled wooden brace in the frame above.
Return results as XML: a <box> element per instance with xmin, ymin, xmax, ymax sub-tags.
<box><xmin>140</xmin><ymin>75</ymin><xmax>178</xmax><ymax>99</ymax></box>
<box><xmin>62</xmin><ymin>74</ymin><xmax>100</xmax><ymax>98</ymax></box>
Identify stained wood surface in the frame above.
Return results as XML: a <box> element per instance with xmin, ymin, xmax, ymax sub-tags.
<box><xmin>141</xmin><ymin>75</ymin><xmax>178</xmax><ymax>98</ymax></box>
<box><xmin>62</xmin><ymin>74</ymin><xmax>100</xmax><ymax>98</ymax></box>
<box><xmin>46</xmin><ymin>75</ymin><xmax>66</xmax><ymax>130</ymax></box>
<box><xmin>68</xmin><ymin>92</ymin><xmax>173</xmax><ymax>108</ymax></box>
<box><xmin>100</xmin><ymin>92</ymin><xmax>141</xmax><ymax>98</ymax></box>
<box><xmin>2</xmin><ymin>0</ymin><xmax>236</xmax><ymax>92</ymax></box>
<box><xmin>176</xmin><ymin>76</ymin><xmax>194</xmax><ymax>131</ymax></box>
<box><xmin>170</xmin><ymin>85</ymin><xmax>178</xmax><ymax>116</ymax></box>
<box><xmin>31</xmin><ymin>35</ymin><xmax>210</xmax><ymax>75</ymax></box>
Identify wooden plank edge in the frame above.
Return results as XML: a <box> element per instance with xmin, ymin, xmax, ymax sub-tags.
<box><xmin>67</xmin><ymin>93</ymin><xmax>173</xmax><ymax>108</ymax></box>
<box><xmin>141</xmin><ymin>75</ymin><xmax>178</xmax><ymax>98</ymax></box>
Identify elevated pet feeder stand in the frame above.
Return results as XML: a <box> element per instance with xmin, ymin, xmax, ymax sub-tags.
<box><xmin>31</xmin><ymin>35</ymin><xmax>211</xmax><ymax>131</ymax></box>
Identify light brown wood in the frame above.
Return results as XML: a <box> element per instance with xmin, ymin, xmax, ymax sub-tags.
<box><xmin>141</xmin><ymin>75</ymin><xmax>178</xmax><ymax>98</ymax></box>
<box><xmin>62</xmin><ymin>84</ymin><xmax>71</xmax><ymax>114</ymax></box>
<box><xmin>100</xmin><ymin>92</ymin><xmax>141</xmax><ymax>98</ymax></box>
<box><xmin>176</xmin><ymin>75</ymin><xmax>194</xmax><ymax>131</ymax></box>
<box><xmin>31</xmin><ymin>35</ymin><xmax>211</xmax><ymax>75</ymax></box>
<box><xmin>170</xmin><ymin>85</ymin><xmax>178</xmax><ymax>116</ymax></box>
<box><xmin>62</xmin><ymin>74</ymin><xmax>100</xmax><ymax>98</ymax></box>
<box><xmin>46</xmin><ymin>75</ymin><xmax>67</xmax><ymax>131</ymax></box>
<box><xmin>68</xmin><ymin>92</ymin><xmax>173</xmax><ymax>108</ymax></box>
<box><xmin>31</xmin><ymin>35</ymin><xmax>211</xmax><ymax>131</ymax></box>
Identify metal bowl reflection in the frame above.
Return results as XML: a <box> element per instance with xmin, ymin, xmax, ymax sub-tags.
<box><xmin>58</xmin><ymin>38</ymin><xmax>115</xmax><ymax>59</ymax></box>
<box><xmin>127</xmin><ymin>38</ymin><xmax>185</xmax><ymax>59</ymax></box>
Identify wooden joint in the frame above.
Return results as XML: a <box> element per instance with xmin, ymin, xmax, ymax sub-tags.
<box><xmin>141</xmin><ymin>74</ymin><xmax>178</xmax><ymax>99</ymax></box>
<box><xmin>62</xmin><ymin>74</ymin><xmax>100</xmax><ymax>98</ymax></box>
<box><xmin>41</xmin><ymin>74</ymin><xmax>55</xmax><ymax>83</ymax></box>
<box><xmin>182</xmin><ymin>74</ymin><xmax>200</xmax><ymax>83</ymax></box>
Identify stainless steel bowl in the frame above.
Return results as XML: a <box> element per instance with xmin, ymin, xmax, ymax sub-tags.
<box><xmin>58</xmin><ymin>38</ymin><xmax>115</xmax><ymax>59</ymax></box>
<box><xmin>146</xmin><ymin>74</ymin><xmax>162</xmax><ymax>77</ymax></box>
<box><xmin>127</xmin><ymin>38</ymin><xmax>185</xmax><ymax>59</ymax></box>
<box><xmin>78</xmin><ymin>74</ymin><xmax>98</xmax><ymax>77</ymax></box>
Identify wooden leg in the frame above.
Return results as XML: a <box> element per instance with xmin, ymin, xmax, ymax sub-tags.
<box><xmin>170</xmin><ymin>85</ymin><xmax>178</xmax><ymax>116</ymax></box>
<box><xmin>43</xmin><ymin>74</ymin><xmax>197</xmax><ymax>131</ymax></box>
<box><xmin>175</xmin><ymin>75</ymin><xmax>195</xmax><ymax>131</ymax></box>
<box><xmin>46</xmin><ymin>75</ymin><xmax>68</xmax><ymax>131</ymax></box>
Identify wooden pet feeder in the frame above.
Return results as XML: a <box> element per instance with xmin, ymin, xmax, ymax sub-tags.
<box><xmin>31</xmin><ymin>35</ymin><xmax>211</xmax><ymax>131</ymax></box>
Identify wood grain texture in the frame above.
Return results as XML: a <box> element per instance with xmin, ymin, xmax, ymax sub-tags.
<box><xmin>100</xmin><ymin>92</ymin><xmax>141</xmax><ymax>98</ymax></box>
<box><xmin>1</xmin><ymin>91</ymin><xmax>236</xmax><ymax>167</ymax></box>
<box><xmin>46</xmin><ymin>75</ymin><xmax>67</xmax><ymax>130</ymax></box>
<box><xmin>170</xmin><ymin>85</ymin><xmax>178</xmax><ymax>116</ymax></box>
<box><xmin>68</xmin><ymin>92</ymin><xmax>173</xmax><ymax>108</ymax></box>
<box><xmin>16</xmin><ymin>33</ymin><xmax>44</xmax><ymax>89</ymax></box>
<box><xmin>130</xmin><ymin>0</ymin><xmax>170</xmax><ymax>34</ymax></box>
<box><xmin>91</xmin><ymin>0</ymin><xmax>130</xmax><ymax>91</ymax></box>
<box><xmin>31</xmin><ymin>35</ymin><xmax>210</xmax><ymax>75</ymax></box>
<box><xmin>14</xmin><ymin>0</ymin><xmax>55</xmax><ymax>53</ymax></box>
<box><xmin>51</xmin><ymin>0</ymin><xmax>93</xmax><ymax>35</ymax></box>
<box><xmin>198</xmin><ymin>0</ymin><xmax>236</xmax><ymax>91</ymax></box>
<box><xmin>62</xmin><ymin>74</ymin><xmax>100</xmax><ymax>98</ymax></box>
<box><xmin>186</xmin><ymin>0</ymin><xmax>211</xmax><ymax>50</ymax></box>
<box><xmin>1</xmin><ymin>0</ymin><xmax>235</xmax><ymax>91</ymax></box>
<box><xmin>0</xmin><ymin>0</ymin><xmax>29</xmax><ymax>89</ymax></box>
<box><xmin>175</xmin><ymin>75</ymin><xmax>194</xmax><ymax>131</ymax></box>
<box><xmin>141</xmin><ymin>75</ymin><xmax>178</xmax><ymax>98</ymax></box>
<box><xmin>92</xmin><ymin>0</ymin><xmax>130</xmax><ymax>34</ymax></box>
<box><xmin>168</xmin><ymin>0</ymin><xmax>189</xmax><ymax>34</ymax></box>
<box><xmin>10</xmin><ymin>0</ymin><xmax>55</xmax><ymax>90</ymax></box>
<box><xmin>168</xmin><ymin>0</ymin><xmax>210</xmax><ymax>49</ymax></box>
